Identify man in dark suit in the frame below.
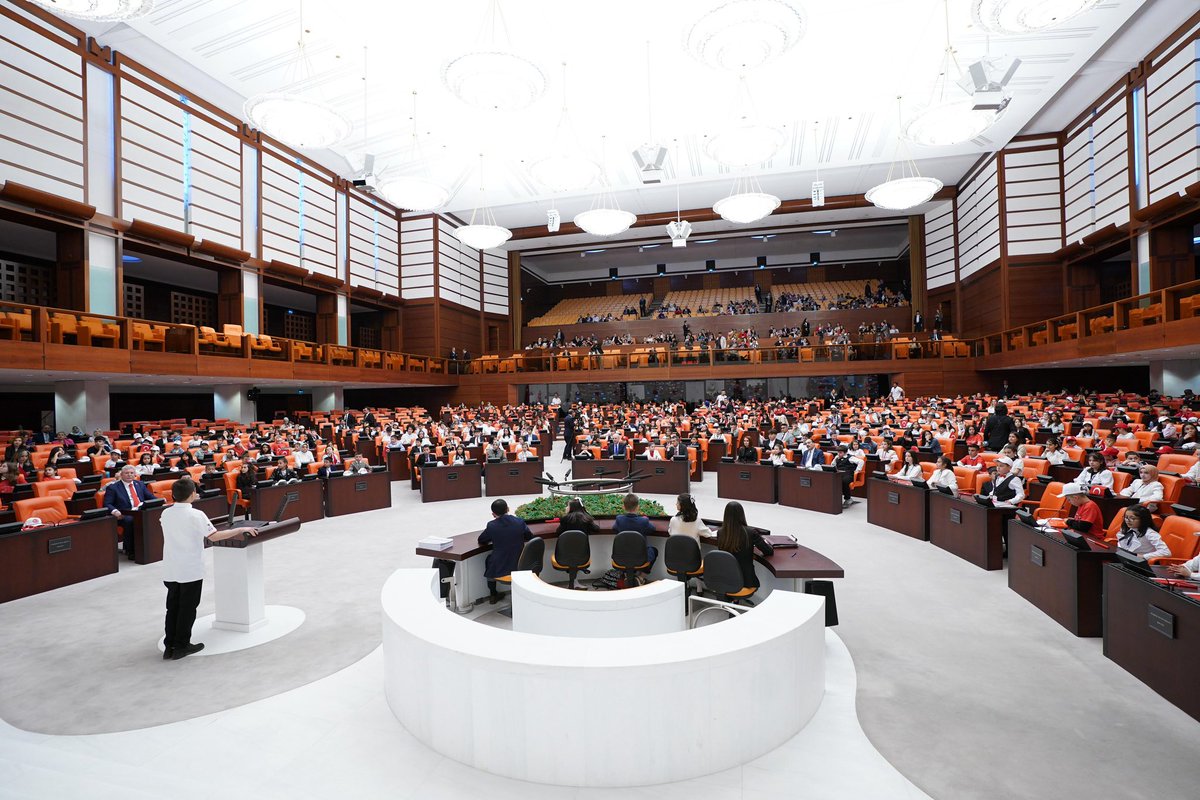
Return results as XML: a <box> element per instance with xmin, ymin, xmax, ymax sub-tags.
<box><xmin>34</xmin><ymin>425</ymin><xmax>55</xmax><ymax>445</ymax></box>
<box><xmin>561</xmin><ymin>410</ymin><xmax>576</xmax><ymax>461</ymax></box>
<box><xmin>609</xmin><ymin>435</ymin><xmax>628</xmax><ymax>460</ymax></box>
<box><xmin>664</xmin><ymin>437</ymin><xmax>688</xmax><ymax>460</ymax></box>
<box><xmin>797</xmin><ymin>442</ymin><xmax>824</xmax><ymax>469</ymax></box>
<box><xmin>478</xmin><ymin>499</ymin><xmax>532</xmax><ymax>603</ymax></box>
<box><xmin>103</xmin><ymin>464</ymin><xmax>154</xmax><ymax>559</ymax></box>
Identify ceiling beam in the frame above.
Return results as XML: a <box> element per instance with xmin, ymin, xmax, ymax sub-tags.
<box><xmin>507</xmin><ymin>187</ymin><xmax>957</xmax><ymax>243</ymax></box>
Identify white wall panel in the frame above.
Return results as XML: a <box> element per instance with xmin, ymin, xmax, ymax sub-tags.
<box><xmin>956</xmin><ymin>158</ymin><xmax>1000</xmax><ymax>280</ymax></box>
<box><xmin>482</xmin><ymin>251</ymin><xmax>508</xmax><ymax>315</ymax></box>
<box><xmin>1146</xmin><ymin>40</ymin><xmax>1200</xmax><ymax>204</ymax></box>
<box><xmin>400</xmin><ymin>216</ymin><xmax>435</xmax><ymax>299</ymax></box>
<box><xmin>1002</xmin><ymin>146</ymin><xmax>1063</xmax><ymax>257</ymax></box>
<box><xmin>923</xmin><ymin>200</ymin><xmax>955</xmax><ymax>289</ymax></box>
<box><xmin>119</xmin><ymin>79</ymin><xmax>184</xmax><ymax>229</ymax></box>
<box><xmin>349</xmin><ymin>193</ymin><xmax>399</xmax><ymax>295</ymax></box>
<box><xmin>260</xmin><ymin>151</ymin><xmax>301</xmax><ymax>265</ymax></box>
<box><xmin>437</xmin><ymin>218</ymin><xmax>481</xmax><ymax>310</ymax></box>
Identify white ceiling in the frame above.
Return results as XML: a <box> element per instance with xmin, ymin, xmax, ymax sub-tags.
<box><xmin>70</xmin><ymin>0</ymin><xmax>1174</xmax><ymax>231</ymax></box>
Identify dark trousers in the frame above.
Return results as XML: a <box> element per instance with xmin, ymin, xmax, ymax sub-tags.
<box><xmin>164</xmin><ymin>579</ymin><xmax>203</xmax><ymax>650</ymax></box>
<box><xmin>117</xmin><ymin>515</ymin><xmax>135</xmax><ymax>555</ymax></box>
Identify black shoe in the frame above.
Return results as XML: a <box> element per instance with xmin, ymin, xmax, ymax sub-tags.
<box><xmin>172</xmin><ymin>643</ymin><xmax>204</xmax><ymax>660</ymax></box>
<box><xmin>162</xmin><ymin>647</ymin><xmax>174</xmax><ymax>660</ymax></box>
<box><xmin>489</xmin><ymin>593</ymin><xmax>499</xmax><ymax>605</ymax></box>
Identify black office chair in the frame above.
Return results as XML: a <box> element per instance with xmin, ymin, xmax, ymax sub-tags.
<box><xmin>551</xmin><ymin>530</ymin><xmax>591</xmax><ymax>589</ymax></box>
<box><xmin>701</xmin><ymin>550</ymin><xmax>756</xmax><ymax>605</ymax></box>
<box><xmin>495</xmin><ymin>538</ymin><xmax>545</xmax><ymax>616</ymax></box>
<box><xmin>664</xmin><ymin>535</ymin><xmax>704</xmax><ymax>600</ymax></box>
<box><xmin>611</xmin><ymin>530</ymin><xmax>651</xmax><ymax>588</ymax></box>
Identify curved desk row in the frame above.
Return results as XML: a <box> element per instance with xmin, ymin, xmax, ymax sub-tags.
<box><xmin>415</xmin><ymin>517</ymin><xmax>844</xmax><ymax>610</ymax></box>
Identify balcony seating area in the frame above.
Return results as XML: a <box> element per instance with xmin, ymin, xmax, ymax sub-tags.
<box><xmin>527</xmin><ymin>294</ymin><xmax>650</xmax><ymax>326</ymax></box>
<box><xmin>658</xmin><ymin>286</ymin><xmax>757</xmax><ymax>317</ymax></box>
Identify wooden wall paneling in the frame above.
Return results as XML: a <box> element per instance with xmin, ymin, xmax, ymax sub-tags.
<box><xmin>437</xmin><ymin>300</ymin><xmax>482</xmax><ymax>358</ymax></box>
<box><xmin>908</xmin><ymin>214</ymin><xmax>927</xmax><ymax>320</ymax></box>
<box><xmin>315</xmin><ymin>292</ymin><xmax>338</xmax><ymax>344</ymax></box>
<box><xmin>55</xmin><ymin>226</ymin><xmax>86</xmax><ymax>310</ymax></box>
<box><xmin>957</xmin><ymin>263</ymin><xmax>1002</xmax><ymax>338</ymax></box>
<box><xmin>380</xmin><ymin>308</ymin><xmax>401</xmax><ymax>352</ymax></box>
<box><xmin>927</xmin><ymin>285</ymin><xmax>955</xmax><ymax>333</ymax></box>
<box><xmin>1006</xmin><ymin>261</ymin><xmax>1065</xmax><ymax>328</ymax></box>
<box><xmin>508</xmin><ymin>252</ymin><xmax>522</xmax><ymax>349</ymax></box>
<box><xmin>1150</xmin><ymin>221</ymin><xmax>1197</xmax><ymax>289</ymax></box>
<box><xmin>216</xmin><ymin>268</ymin><xmax>242</xmax><ymax>328</ymax></box>
<box><xmin>401</xmin><ymin>300</ymin><xmax>436</xmax><ymax>356</ymax></box>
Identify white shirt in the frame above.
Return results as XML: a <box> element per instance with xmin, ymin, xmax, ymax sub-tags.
<box><xmin>1120</xmin><ymin>479</ymin><xmax>1164</xmax><ymax>505</ymax></box>
<box><xmin>646</xmin><ymin>448</ymin><xmax>664</xmax><ymax>461</ymax></box>
<box><xmin>1184</xmin><ymin>461</ymin><xmax>1200</xmax><ymax>483</ymax></box>
<box><xmin>983</xmin><ymin>473</ymin><xmax>1025</xmax><ymax>507</ymax></box>
<box><xmin>929</xmin><ymin>468</ymin><xmax>958</xmax><ymax>494</ymax></box>
<box><xmin>161</xmin><ymin>502</ymin><xmax>216</xmax><ymax>583</ymax></box>
<box><xmin>1177</xmin><ymin>553</ymin><xmax>1200</xmax><ymax>579</ymax></box>
<box><xmin>890</xmin><ymin>385</ymin><xmax>904</xmax><ymax>402</ymax></box>
<box><xmin>668</xmin><ymin>516</ymin><xmax>709</xmax><ymax>543</ymax></box>
<box><xmin>1073</xmin><ymin>468</ymin><xmax>1113</xmax><ymax>489</ymax></box>
<box><xmin>769</xmin><ymin>453</ymin><xmax>789</xmax><ymax>466</ymax></box>
<box><xmin>293</xmin><ymin>449</ymin><xmax>314</xmax><ymax>466</ymax></box>
<box><xmin>897</xmin><ymin>463</ymin><xmax>924</xmax><ymax>481</ymax></box>
<box><xmin>1042</xmin><ymin>449</ymin><xmax>1068</xmax><ymax>465</ymax></box>
<box><xmin>1116</xmin><ymin>527</ymin><xmax>1172</xmax><ymax>559</ymax></box>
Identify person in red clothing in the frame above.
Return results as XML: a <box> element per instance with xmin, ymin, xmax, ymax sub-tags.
<box><xmin>1051</xmin><ymin>484</ymin><xmax>1104</xmax><ymax>539</ymax></box>
<box><xmin>957</xmin><ymin>443</ymin><xmax>984</xmax><ymax>470</ymax></box>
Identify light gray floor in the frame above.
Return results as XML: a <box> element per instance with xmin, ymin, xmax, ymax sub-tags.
<box><xmin>0</xmin><ymin>447</ymin><xmax>1197</xmax><ymax>800</ymax></box>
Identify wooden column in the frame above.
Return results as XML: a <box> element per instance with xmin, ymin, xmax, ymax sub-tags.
<box><xmin>508</xmin><ymin>251</ymin><xmax>522</xmax><ymax>351</ymax></box>
<box><xmin>216</xmin><ymin>269</ymin><xmax>243</xmax><ymax>328</ymax></box>
<box><xmin>381</xmin><ymin>308</ymin><xmax>401</xmax><ymax>351</ymax></box>
<box><xmin>56</xmin><ymin>228</ymin><xmax>87</xmax><ymax>311</ymax></box>
<box><xmin>315</xmin><ymin>293</ymin><xmax>339</xmax><ymax>344</ymax></box>
<box><xmin>1149</xmin><ymin>222</ymin><xmax>1196</xmax><ymax>290</ymax></box>
<box><xmin>907</xmin><ymin>215</ymin><xmax>928</xmax><ymax>325</ymax></box>
<box><xmin>702</xmin><ymin>272</ymin><xmax>719</xmax><ymax>290</ymax></box>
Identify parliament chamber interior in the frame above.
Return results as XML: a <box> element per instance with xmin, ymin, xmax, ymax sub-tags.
<box><xmin>2</xmin><ymin>0</ymin><xmax>1200</xmax><ymax>798</ymax></box>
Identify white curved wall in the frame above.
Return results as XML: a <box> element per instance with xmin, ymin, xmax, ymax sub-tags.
<box><xmin>382</xmin><ymin>568</ymin><xmax>826</xmax><ymax>787</ymax></box>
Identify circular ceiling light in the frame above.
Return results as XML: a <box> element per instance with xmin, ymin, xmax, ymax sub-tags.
<box><xmin>713</xmin><ymin>192</ymin><xmax>781</xmax><ymax>224</ymax></box>
<box><xmin>528</xmin><ymin>155</ymin><xmax>601</xmax><ymax>193</ymax></box>
<box><xmin>685</xmin><ymin>0</ymin><xmax>806</xmax><ymax>72</ymax></box>
<box><xmin>574</xmin><ymin>208</ymin><xmax>637</xmax><ymax>237</ymax></box>
<box><xmin>904</xmin><ymin>97</ymin><xmax>1004</xmax><ymax>147</ymax></box>
<box><xmin>454</xmin><ymin>224</ymin><xmax>512</xmax><ymax>251</ymax></box>
<box><xmin>243</xmin><ymin>93</ymin><xmax>352</xmax><ymax>150</ymax></box>
<box><xmin>442</xmin><ymin>51</ymin><xmax>546</xmax><ymax>111</ymax></box>
<box><xmin>972</xmin><ymin>0</ymin><xmax>1101</xmax><ymax>34</ymax></box>
<box><xmin>28</xmin><ymin>0</ymin><xmax>154</xmax><ymax>20</ymax></box>
<box><xmin>705</xmin><ymin>122</ymin><xmax>786</xmax><ymax>166</ymax></box>
<box><xmin>377</xmin><ymin>176</ymin><xmax>449</xmax><ymax>212</ymax></box>
<box><xmin>865</xmin><ymin>176</ymin><xmax>943</xmax><ymax>211</ymax></box>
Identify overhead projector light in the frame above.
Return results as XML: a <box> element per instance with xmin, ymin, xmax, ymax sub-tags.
<box><xmin>959</xmin><ymin>55</ymin><xmax>1021</xmax><ymax>111</ymax></box>
<box><xmin>547</xmin><ymin>209</ymin><xmax>561</xmax><ymax>233</ymax></box>
<box><xmin>666</xmin><ymin>219</ymin><xmax>692</xmax><ymax>248</ymax></box>
<box><xmin>633</xmin><ymin>144</ymin><xmax>668</xmax><ymax>184</ymax></box>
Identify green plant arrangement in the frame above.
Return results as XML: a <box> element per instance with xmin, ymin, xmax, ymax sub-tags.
<box><xmin>515</xmin><ymin>494</ymin><xmax>666</xmax><ymax>521</ymax></box>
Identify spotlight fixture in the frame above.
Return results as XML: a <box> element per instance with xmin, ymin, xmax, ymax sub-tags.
<box><xmin>667</xmin><ymin>219</ymin><xmax>692</xmax><ymax>248</ymax></box>
<box><xmin>810</xmin><ymin>251</ymin><xmax>820</xmax><ymax>266</ymax></box>
<box><xmin>633</xmin><ymin>144</ymin><xmax>668</xmax><ymax>184</ymax></box>
<box><xmin>960</xmin><ymin>55</ymin><xmax>1021</xmax><ymax>111</ymax></box>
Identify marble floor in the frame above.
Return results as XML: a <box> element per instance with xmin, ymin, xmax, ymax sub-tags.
<box><xmin>0</xmin><ymin>449</ymin><xmax>1197</xmax><ymax>799</ymax></box>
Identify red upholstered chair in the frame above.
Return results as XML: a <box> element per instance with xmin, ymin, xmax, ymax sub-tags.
<box><xmin>13</xmin><ymin>496</ymin><xmax>72</xmax><ymax>524</ymax></box>
<box><xmin>32</xmin><ymin>479</ymin><xmax>77</xmax><ymax>501</ymax></box>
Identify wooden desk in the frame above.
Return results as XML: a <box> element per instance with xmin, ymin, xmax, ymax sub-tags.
<box><xmin>704</xmin><ymin>438</ymin><xmax>727</xmax><ymax>472</ymax></box>
<box><xmin>778</xmin><ymin>467</ymin><xmax>843</xmax><ymax>515</ymax></box>
<box><xmin>631</xmin><ymin>459</ymin><xmax>690</xmax><ymax>496</ymax></box>
<box><xmin>386</xmin><ymin>448</ymin><xmax>412</xmax><ymax>481</ymax></box>
<box><xmin>1094</xmin><ymin>494</ymin><xmax>1138</xmax><ymax>526</ymax></box>
<box><xmin>0</xmin><ymin>516</ymin><xmax>119</xmax><ymax>603</ymax></box>
<box><xmin>484</xmin><ymin>460</ymin><xmax>544</xmax><ymax>497</ymax></box>
<box><xmin>355</xmin><ymin>436</ymin><xmax>380</xmax><ymax>465</ymax></box>
<box><xmin>420</xmin><ymin>463</ymin><xmax>483</xmax><ymax>503</ymax></box>
<box><xmin>325</xmin><ymin>470</ymin><xmax>393</xmax><ymax>516</ymax></box>
<box><xmin>928</xmin><ymin>491</ymin><xmax>1014</xmax><ymax>570</ymax></box>
<box><xmin>251</xmin><ymin>478</ymin><xmax>325</xmax><ymax>524</ymax></box>
<box><xmin>1178</xmin><ymin>483</ymin><xmax>1200</xmax><ymax>510</ymax></box>
<box><xmin>1104</xmin><ymin>564</ymin><xmax>1200</xmax><ymax>722</ymax></box>
<box><xmin>133</xmin><ymin>494</ymin><xmax>228</xmax><ymax>564</ymax></box>
<box><xmin>1048</xmin><ymin>464</ymin><xmax>1084</xmax><ymax>485</ymax></box>
<box><xmin>866</xmin><ymin>477</ymin><xmax>928</xmax><ymax>540</ymax></box>
<box><xmin>717</xmin><ymin>461</ymin><xmax>777</xmax><ymax>504</ymax></box>
<box><xmin>1006</xmin><ymin>520</ymin><xmax>1117</xmax><ymax>636</ymax></box>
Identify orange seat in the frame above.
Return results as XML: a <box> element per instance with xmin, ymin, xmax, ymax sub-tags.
<box><xmin>33</xmin><ymin>478</ymin><xmax>77</xmax><ymax>501</ymax></box>
<box><xmin>13</xmin><ymin>496</ymin><xmax>72</xmax><ymax>523</ymax></box>
<box><xmin>1149</xmin><ymin>515</ymin><xmax>1200</xmax><ymax>564</ymax></box>
<box><xmin>147</xmin><ymin>479</ymin><xmax>176</xmax><ymax>503</ymax></box>
<box><xmin>1157</xmin><ymin>453</ymin><xmax>1198</xmax><ymax>475</ymax></box>
<box><xmin>1018</xmin><ymin>481</ymin><xmax>1067</xmax><ymax>520</ymax></box>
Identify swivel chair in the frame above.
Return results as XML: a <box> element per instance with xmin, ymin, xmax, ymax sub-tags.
<box><xmin>701</xmin><ymin>550</ymin><xmax>756</xmax><ymax>605</ymax></box>
<box><xmin>611</xmin><ymin>530</ymin><xmax>651</xmax><ymax>588</ymax></box>
<box><xmin>664</xmin><ymin>535</ymin><xmax>704</xmax><ymax>600</ymax></box>
<box><xmin>495</xmin><ymin>538</ymin><xmax>546</xmax><ymax>616</ymax></box>
<box><xmin>551</xmin><ymin>530</ymin><xmax>591</xmax><ymax>589</ymax></box>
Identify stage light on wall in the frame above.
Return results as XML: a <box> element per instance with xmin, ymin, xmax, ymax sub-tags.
<box><xmin>657</xmin><ymin>263</ymin><xmax>667</xmax><ymax>276</ymax></box>
<box><xmin>609</xmin><ymin>267</ymin><xmax>619</xmax><ymax>281</ymax></box>
<box><xmin>810</xmin><ymin>251</ymin><xmax>820</xmax><ymax>266</ymax></box>
<box><xmin>757</xmin><ymin>256</ymin><xmax>767</xmax><ymax>269</ymax></box>
<box><xmin>706</xmin><ymin>259</ymin><xmax>716</xmax><ymax>272</ymax></box>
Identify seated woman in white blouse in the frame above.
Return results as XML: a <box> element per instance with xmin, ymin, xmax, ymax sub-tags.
<box><xmin>646</xmin><ymin>445</ymin><xmax>664</xmax><ymax>461</ymax></box>
<box><xmin>1041</xmin><ymin>438</ymin><xmax>1068</xmax><ymax>465</ymax></box>
<box><xmin>928</xmin><ymin>456</ymin><xmax>959</xmax><ymax>496</ymax></box>
<box><xmin>1002</xmin><ymin>445</ymin><xmax>1025</xmax><ymax>478</ymax></box>
<box><xmin>1115</xmin><ymin>505</ymin><xmax>1171</xmax><ymax>559</ymax></box>
<box><xmin>875</xmin><ymin>441</ymin><xmax>898</xmax><ymax>470</ymax></box>
<box><xmin>768</xmin><ymin>445</ymin><xmax>789</xmax><ymax>466</ymax></box>
<box><xmin>1184</xmin><ymin>459</ymin><xmax>1200</xmax><ymax>484</ymax></box>
<box><xmin>1071</xmin><ymin>452</ymin><xmax>1113</xmax><ymax>490</ymax></box>
<box><xmin>893</xmin><ymin>450</ymin><xmax>924</xmax><ymax>482</ymax></box>
<box><xmin>667</xmin><ymin>494</ymin><xmax>709</xmax><ymax>543</ymax></box>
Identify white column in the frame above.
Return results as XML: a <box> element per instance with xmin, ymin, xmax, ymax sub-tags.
<box><xmin>1150</xmin><ymin>360</ymin><xmax>1200</xmax><ymax>396</ymax></box>
<box><xmin>241</xmin><ymin>269</ymin><xmax>260</xmax><ymax>335</ymax></box>
<box><xmin>214</xmin><ymin>384</ymin><xmax>255</xmax><ymax>425</ymax></box>
<box><xmin>54</xmin><ymin>380</ymin><xmax>110</xmax><ymax>435</ymax></box>
<box><xmin>336</xmin><ymin>293</ymin><xmax>348</xmax><ymax>346</ymax></box>
<box><xmin>87</xmin><ymin>232</ymin><xmax>118</xmax><ymax>316</ymax></box>
<box><xmin>84</xmin><ymin>63</ymin><xmax>115</xmax><ymax>216</ymax></box>
<box><xmin>310</xmin><ymin>386</ymin><xmax>344</xmax><ymax>413</ymax></box>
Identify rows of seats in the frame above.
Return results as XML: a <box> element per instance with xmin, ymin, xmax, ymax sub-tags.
<box><xmin>527</xmin><ymin>294</ymin><xmax>650</xmax><ymax>327</ymax></box>
<box><xmin>771</xmin><ymin>280</ymin><xmax>895</xmax><ymax>307</ymax></box>
<box><xmin>658</xmin><ymin>286</ymin><xmax>756</xmax><ymax>316</ymax></box>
